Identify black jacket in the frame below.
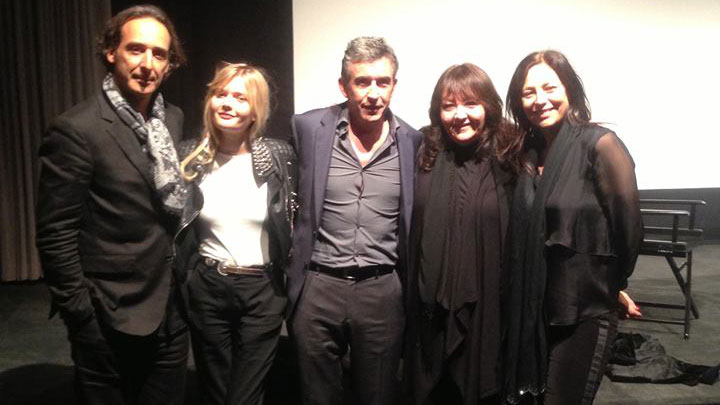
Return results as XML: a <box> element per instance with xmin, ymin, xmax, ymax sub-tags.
<box><xmin>174</xmin><ymin>137</ymin><xmax>297</xmax><ymax>295</ymax></box>
<box><xmin>36</xmin><ymin>91</ymin><xmax>184</xmax><ymax>336</ymax></box>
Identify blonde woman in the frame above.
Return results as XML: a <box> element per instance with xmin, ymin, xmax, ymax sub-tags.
<box><xmin>176</xmin><ymin>62</ymin><xmax>296</xmax><ymax>405</ymax></box>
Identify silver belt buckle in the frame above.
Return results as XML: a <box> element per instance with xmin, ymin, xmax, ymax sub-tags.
<box><xmin>217</xmin><ymin>260</ymin><xmax>232</xmax><ymax>276</ymax></box>
<box><xmin>204</xmin><ymin>257</ymin><xmax>233</xmax><ymax>276</ymax></box>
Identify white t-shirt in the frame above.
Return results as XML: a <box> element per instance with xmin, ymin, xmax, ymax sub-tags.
<box><xmin>197</xmin><ymin>151</ymin><xmax>269</xmax><ymax>266</ymax></box>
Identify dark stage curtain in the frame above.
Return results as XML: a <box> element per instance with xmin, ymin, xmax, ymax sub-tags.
<box><xmin>0</xmin><ymin>0</ymin><xmax>110</xmax><ymax>281</ymax></box>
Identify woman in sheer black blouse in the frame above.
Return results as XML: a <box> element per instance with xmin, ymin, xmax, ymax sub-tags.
<box><xmin>503</xmin><ymin>50</ymin><xmax>642</xmax><ymax>405</ymax></box>
<box><xmin>404</xmin><ymin>63</ymin><xmax>523</xmax><ymax>404</ymax></box>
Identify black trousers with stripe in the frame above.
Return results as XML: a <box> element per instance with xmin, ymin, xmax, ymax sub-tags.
<box><xmin>544</xmin><ymin>311</ymin><xmax>618</xmax><ymax>405</ymax></box>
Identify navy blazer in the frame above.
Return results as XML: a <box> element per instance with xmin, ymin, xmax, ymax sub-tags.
<box><xmin>36</xmin><ymin>91</ymin><xmax>184</xmax><ymax>336</ymax></box>
<box><xmin>285</xmin><ymin>104</ymin><xmax>423</xmax><ymax>315</ymax></box>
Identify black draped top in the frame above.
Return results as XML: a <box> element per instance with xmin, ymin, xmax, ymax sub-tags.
<box><xmin>503</xmin><ymin>121</ymin><xmax>642</xmax><ymax>403</ymax></box>
<box><xmin>406</xmin><ymin>142</ymin><xmax>515</xmax><ymax>404</ymax></box>
<box><xmin>538</xmin><ymin>123</ymin><xmax>642</xmax><ymax>324</ymax></box>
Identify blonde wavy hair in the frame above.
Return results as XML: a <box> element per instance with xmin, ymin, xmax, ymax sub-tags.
<box><xmin>181</xmin><ymin>62</ymin><xmax>271</xmax><ymax>180</ymax></box>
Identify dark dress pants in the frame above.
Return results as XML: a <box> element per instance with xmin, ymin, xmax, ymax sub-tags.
<box><xmin>186</xmin><ymin>261</ymin><xmax>286</xmax><ymax>405</ymax></box>
<box><xmin>68</xmin><ymin>300</ymin><xmax>189</xmax><ymax>405</ymax></box>
<box><xmin>291</xmin><ymin>270</ymin><xmax>405</xmax><ymax>405</ymax></box>
<box><xmin>544</xmin><ymin>311</ymin><xmax>618</xmax><ymax>405</ymax></box>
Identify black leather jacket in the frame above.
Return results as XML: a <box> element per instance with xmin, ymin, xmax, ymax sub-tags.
<box><xmin>174</xmin><ymin>136</ymin><xmax>297</xmax><ymax>287</ymax></box>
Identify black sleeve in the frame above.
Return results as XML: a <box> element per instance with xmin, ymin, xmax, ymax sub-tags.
<box><xmin>289</xmin><ymin>115</ymin><xmax>300</xmax><ymax>159</ymax></box>
<box><xmin>35</xmin><ymin>119</ymin><xmax>95</xmax><ymax>325</ymax></box>
<box><xmin>271</xmin><ymin>137</ymin><xmax>299</xmax><ymax>225</ymax></box>
<box><xmin>286</xmin><ymin>144</ymin><xmax>299</xmax><ymax>226</ymax></box>
<box><xmin>593</xmin><ymin>132</ymin><xmax>642</xmax><ymax>283</ymax></box>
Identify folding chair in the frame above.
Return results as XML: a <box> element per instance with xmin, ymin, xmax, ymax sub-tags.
<box><xmin>633</xmin><ymin>199</ymin><xmax>706</xmax><ymax>339</ymax></box>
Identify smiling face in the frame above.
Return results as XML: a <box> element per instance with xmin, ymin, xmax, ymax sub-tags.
<box><xmin>339</xmin><ymin>56</ymin><xmax>397</xmax><ymax>130</ymax></box>
<box><xmin>106</xmin><ymin>17</ymin><xmax>170</xmax><ymax>107</ymax></box>
<box><xmin>440</xmin><ymin>95</ymin><xmax>486</xmax><ymax>145</ymax></box>
<box><xmin>210</xmin><ymin>75</ymin><xmax>254</xmax><ymax>138</ymax></box>
<box><xmin>521</xmin><ymin>63</ymin><xmax>570</xmax><ymax>134</ymax></box>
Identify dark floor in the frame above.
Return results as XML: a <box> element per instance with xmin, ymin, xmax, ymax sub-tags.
<box><xmin>1</xmin><ymin>245</ymin><xmax>719</xmax><ymax>404</ymax></box>
<box><xmin>595</xmin><ymin>243</ymin><xmax>720</xmax><ymax>404</ymax></box>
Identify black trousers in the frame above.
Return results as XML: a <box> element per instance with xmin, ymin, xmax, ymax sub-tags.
<box><xmin>186</xmin><ymin>260</ymin><xmax>286</xmax><ymax>405</ymax></box>
<box><xmin>67</xmin><ymin>302</ymin><xmax>189</xmax><ymax>405</ymax></box>
<box><xmin>544</xmin><ymin>311</ymin><xmax>618</xmax><ymax>405</ymax></box>
<box><xmin>290</xmin><ymin>270</ymin><xmax>405</xmax><ymax>405</ymax></box>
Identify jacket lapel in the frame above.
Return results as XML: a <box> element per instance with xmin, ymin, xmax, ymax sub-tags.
<box><xmin>412</xmin><ymin>163</ymin><xmax>432</xmax><ymax>236</ymax></box>
<box><xmin>311</xmin><ymin>107</ymin><xmax>339</xmax><ymax>230</ymax></box>
<box><xmin>98</xmin><ymin>93</ymin><xmax>155</xmax><ymax>189</ymax></box>
<box><xmin>396</xmin><ymin>125</ymin><xmax>415</xmax><ymax>239</ymax></box>
<box><xmin>492</xmin><ymin>161</ymin><xmax>514</xmax><ymax>250</ymax></box>
<box><xmin>164</xmin><ymin>106</ymin><xmax>182</xmax><ymax>145</ymax></box>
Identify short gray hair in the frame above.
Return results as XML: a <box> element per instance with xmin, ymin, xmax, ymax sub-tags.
<box><xmin>340</xmin><ymin>36</ymin><xmax>398</xmax><ymax>84</ymax></box>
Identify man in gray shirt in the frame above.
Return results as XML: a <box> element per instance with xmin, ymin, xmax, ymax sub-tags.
<box><xmin>286</xmin><ymin>37</ymin><xmax>423</xmax><ymax>404</ymax></box>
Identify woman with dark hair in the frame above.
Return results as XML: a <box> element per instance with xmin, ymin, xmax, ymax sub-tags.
<box><xmin>503</xmin><ymin>50</ymin><xmax>642</xmax><ymax>404</ymax></box>
<box><xmin>175</xmin><ymin>62</ymin><xmax>296</xmax><ymax>405</ymax></box>
<box><xmin>405</xmin><ymin>63</ymin><xmax>523</xmax><ymax>404</ymax></box>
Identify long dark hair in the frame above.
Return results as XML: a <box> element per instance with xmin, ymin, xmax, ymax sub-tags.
<box><xmin>420</xmin><ymin>63</ymin><xmax>522</xmax><ymax>172</ymax></box>
<box><xmin>506</xmin><ymin>50</ymin><xmax>591</xmax><ymax>139</ymax></box>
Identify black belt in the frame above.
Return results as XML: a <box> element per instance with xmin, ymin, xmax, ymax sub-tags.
<box><xmin>203</xmin><ymin>257</ymin><xmax>268</xmax><ymax>277</ymax></box>
<box><xmin>309</xmin><ymin>263</ymin><xmax>394</xmax><ymax>281</ymax></box>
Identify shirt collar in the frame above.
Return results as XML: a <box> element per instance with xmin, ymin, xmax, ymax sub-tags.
<box><xmin>336</xmin><ymin>107</ymin><xmax>400</xmax><ymax>141</ymax></box>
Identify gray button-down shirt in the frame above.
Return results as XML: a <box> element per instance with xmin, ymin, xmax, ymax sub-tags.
<box><xmin>310</xmin><ymin>109</ymin><xmax>401</xmax><ymax>268</ymax></box>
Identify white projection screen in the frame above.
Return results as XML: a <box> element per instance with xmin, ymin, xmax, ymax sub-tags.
<box><xmin>293</xmin><ymin>0</ymin><xmax>720</xmax><ymax>190</ymax></box>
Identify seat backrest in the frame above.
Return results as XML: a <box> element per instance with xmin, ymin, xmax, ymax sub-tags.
<box><xmin>639</xmin><ymin>199</ymin><xmax>706</xmax><ymax>257</ymax></box>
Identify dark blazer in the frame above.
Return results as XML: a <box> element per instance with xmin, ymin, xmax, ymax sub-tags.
<box><xmin>285</xmin><ymin>104</ymin><xmax>423</xmax><ymax>315</ymax></box>
<box><xmin>36</xmin><ymin>91</ymin><xmax>184</xmax><ymax>336</ymax></box>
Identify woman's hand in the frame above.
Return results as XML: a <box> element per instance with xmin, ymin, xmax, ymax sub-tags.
<box><xmin>619</xmin><ymin>290</ymin><xmax>642</xmax><ymax>318</ymax></box>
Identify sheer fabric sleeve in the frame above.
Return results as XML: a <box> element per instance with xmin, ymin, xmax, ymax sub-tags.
<box><xmin>593</xmin><ymin>132</ymin><xmax>642</xmax><ymax>284</ymax></box>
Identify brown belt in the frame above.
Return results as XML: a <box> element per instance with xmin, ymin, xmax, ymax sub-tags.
<box><xmin>203</xmin><ymin>257</ymin><xmax>267</xmax><ymax>277</ymax></box>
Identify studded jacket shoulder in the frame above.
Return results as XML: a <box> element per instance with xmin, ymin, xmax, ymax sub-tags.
<box><xmin>174</xmin><ymin>136</ymin><xmax>298</xmax><ymax>286</ymax></box>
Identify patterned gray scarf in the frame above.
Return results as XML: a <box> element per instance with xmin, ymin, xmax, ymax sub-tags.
<box><xmin>102</xmin><ymin>74</ymin><xmax>187</xmax><ymax>217</ymax></box>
